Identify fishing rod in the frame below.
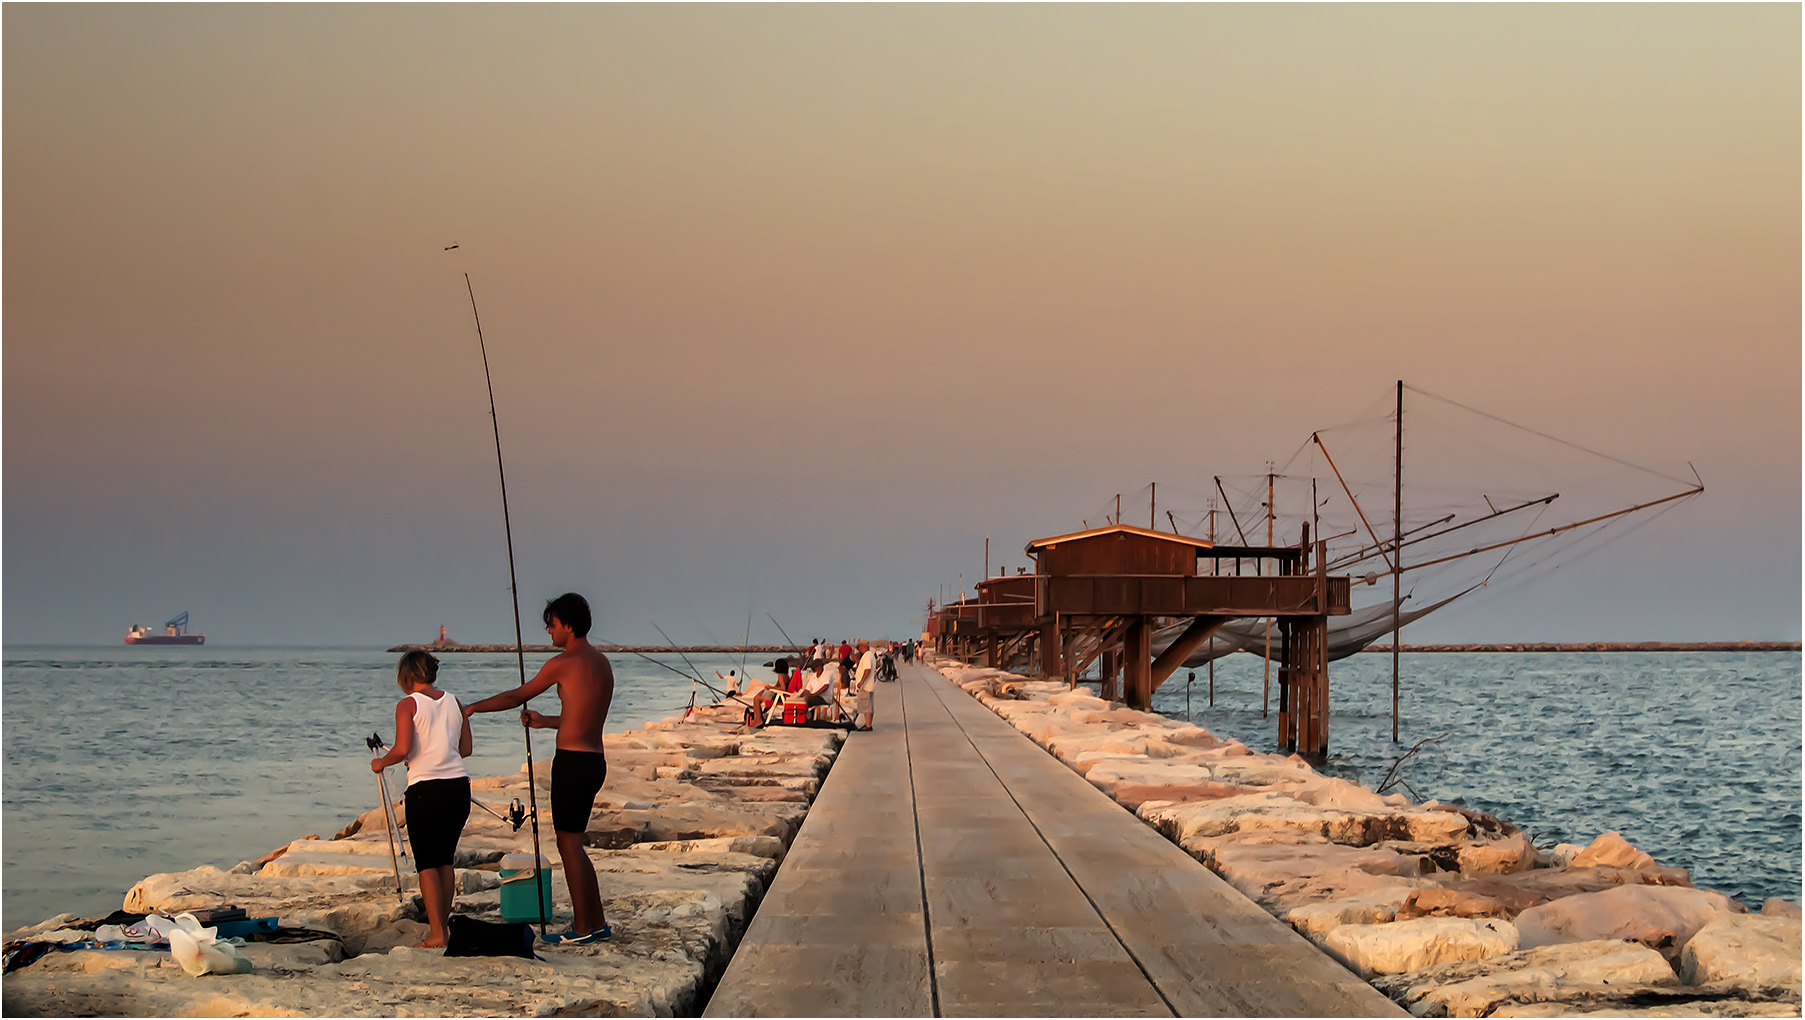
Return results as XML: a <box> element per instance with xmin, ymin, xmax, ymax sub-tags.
<box><xmin>737</xmin><ymin>607</ymin><xmax>753</xmax><ymax>691</ymax></box>
<box><xmin>765</xmin><ymin>612</ymin><xmax>804</xmax><ymax>654</ymax></box>
<box><xmin>651</xmin><ymin>622</ymin><xmax>710</xmax><ymax>686</ymax></box>
<box><xmin>611</xmin><ymin>641</ymin><xmax>756</xmax><ymax>710</ymax></box>
<box><xmin>463</xmin><ymin>274</ymin><xmax>550</xmax><ymax>937</ymax></box>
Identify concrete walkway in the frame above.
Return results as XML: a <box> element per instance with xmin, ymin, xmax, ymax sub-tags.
<box><xmin>704</xmin><ymin>664</ymin><xmax>1404</xmax><ymax>1018</ymax></box>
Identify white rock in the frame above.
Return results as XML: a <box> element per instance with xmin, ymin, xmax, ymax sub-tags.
<box><xmin>1515</xmin><ymin>885</ymin><xmax>1742</xmax><ymax>961</ymax></box>
<box><xmin>1286</xmin><ymin>887</ymin><xmax>1419</xmax><ymax>945</ymax></box>
<box><xmin>1679</xmin><ymin>914</ymin><xmax>1802</xmax><ymax>989</ymax></box>
<box><xmin>1323</xmin><ymin>916</ymin><xmax>1520</xmax><ymax>978</ymax></box>
<box><xmin>1371</xmin><ymin>939</ymin><xmax>1679</xmax><ymax>1017</ymax></box>
<box><xmin>1570</xmin><ymin>830</ymin><xmax>1657</xmax><ymax>871</ymax></box>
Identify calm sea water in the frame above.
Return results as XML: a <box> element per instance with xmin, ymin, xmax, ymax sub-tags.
<box><xmin>1</xmin><ymin>646</ymin><xmax>767</xmax><ymax>930</ymax></box>
<box><xmin>1149</xmin><ymin>651</ymin><xmax>1802</xmax><ymax>909</ymax></box>
<box><xmin>5</xmin><ymin>648</ymin><xmax>1798</xmax><ymax>930</ymax></box>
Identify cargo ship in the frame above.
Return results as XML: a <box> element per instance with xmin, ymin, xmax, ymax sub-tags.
<box><xmin>125</xmin><ymin>611</ymin><xmax>205</xmax><ymax>645</ymax></box>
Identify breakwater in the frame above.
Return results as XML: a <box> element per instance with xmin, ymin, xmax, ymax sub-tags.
<box><xmin>386</xmin><ymin>643</ymin><xmax>799</xmax><ymax>655</ymax></box>
<box><xmin>2</xmin><ymin>699</ymin><xmax>841</xmax><ymax>1016</ymax></box>
<box><xmin>932</xmin><ymin>657</ymin><xmax>1803</xmax><ymax>1016</ymax></box>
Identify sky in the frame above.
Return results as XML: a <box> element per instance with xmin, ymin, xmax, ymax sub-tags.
<box><xmin>4</xmin><ymin>5</ymin><xmax>1799</xmax><ymax>646</ymax></box>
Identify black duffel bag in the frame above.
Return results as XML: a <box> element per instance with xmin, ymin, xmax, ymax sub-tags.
<box><xmin>444</xmin><ymin>915</ymin><xmax>536</xmax><ymax>959</ymax></box>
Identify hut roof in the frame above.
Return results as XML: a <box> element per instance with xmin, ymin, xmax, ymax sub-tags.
<box><xmin>1024</xmin><ymin>523</ymin><xmax>1215</xmax><ymax>555</ymax></box>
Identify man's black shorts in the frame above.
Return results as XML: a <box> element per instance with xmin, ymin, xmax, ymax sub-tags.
<box><xmin>551</xmin><ymin>749</ymin><xmax>607</xmax><ymax>834</ymax></box>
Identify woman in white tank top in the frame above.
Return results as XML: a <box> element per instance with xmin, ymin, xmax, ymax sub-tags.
<box><xmin>370</xmin><ymin>651</ymin><xmax>473</xmax><ymax>949</ymax></box>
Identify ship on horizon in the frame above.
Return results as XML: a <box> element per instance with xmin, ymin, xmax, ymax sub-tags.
<box><xmin>125</xmin><ymin>611</ymin><xmax>204</xmax><ymax>646</ymax></box>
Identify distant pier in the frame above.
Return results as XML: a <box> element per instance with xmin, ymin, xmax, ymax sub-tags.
<box><xmin>1360</xmin><ymin>641</ymin><xmax>1801</xmax><ymax>653</ymax></box>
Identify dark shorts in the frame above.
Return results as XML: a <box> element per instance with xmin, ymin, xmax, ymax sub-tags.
<box><xmin>404</xmin><ymin>776</ymin><xmax>470</xmax><ymax>871</ymax></box>
<box><xmin>551</xmin><ymin>749</ymin><xmax>607</xmax><ymax>834</ymax></box>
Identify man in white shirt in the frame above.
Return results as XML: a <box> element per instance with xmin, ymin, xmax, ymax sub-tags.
<box><xmin>799</xmin><ymin>661</ymin><xmax>831</xmax><ymax>701</ymax></box>
<box><xmin>852</xmin><ymin>640</ymin><xmax>878</xmax><ymax>730</ymax></box>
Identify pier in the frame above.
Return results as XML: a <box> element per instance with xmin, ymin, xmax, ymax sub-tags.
<box><xmin>705</xmin><ymin>663</ymin><xmax>1401</xmax><ymax>1017</ymax></box>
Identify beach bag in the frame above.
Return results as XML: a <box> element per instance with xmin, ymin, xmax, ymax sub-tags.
<box><xmin>444</xmin><ymin>915</ymin><xmax>536</xmax><ymax>959</ymax></box>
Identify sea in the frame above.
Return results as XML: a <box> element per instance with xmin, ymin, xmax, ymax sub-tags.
<box><xmin>1148</xmin><ymin>650</ymin><xmax>1801</xmax><ymax>909</ymax></box>
<box><xmin>2</xmin><ymin>647</ymin><xmax>1799</xmax><ymax>930</ymax></box>
<box><xmin>1</xmin><ymin>646</ymin><xmax>749</xmax><ymax>930</ymax></box>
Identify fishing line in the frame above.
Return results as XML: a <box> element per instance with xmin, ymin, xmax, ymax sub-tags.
<box><xmin>1405</xmin><ymin>383</ymin><xmax>1693</xmax><ymax>487</ymax></box>
<box><xmin>461</xmin><ymin>274</ymin><xmax>550</xmax><ymax>936</ymax></box>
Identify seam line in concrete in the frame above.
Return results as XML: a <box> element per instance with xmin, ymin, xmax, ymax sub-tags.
<box><xmin>900</xmin><ymin>676</ymin><xmax>943</xmax><ymax>1018</ymax></box>
<box><xmin>917</xmin><ymin>669</ymin><xmax>1180</xmax><ymax>1019</ymax></box>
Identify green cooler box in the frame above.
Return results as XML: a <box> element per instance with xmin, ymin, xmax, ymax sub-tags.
<box><xmin>499</xmin><ymin>852</ymin><xmax>554</xmax><ymax>923</ymax></box>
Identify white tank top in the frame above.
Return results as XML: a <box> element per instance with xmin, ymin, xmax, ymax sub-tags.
<box><xmin>405</xmin><ymin>690</ymin><xmax>468</xmax><ymax>784</ymax></box>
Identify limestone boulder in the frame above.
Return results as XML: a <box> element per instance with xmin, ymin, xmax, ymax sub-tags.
<box><xmin>1679</xmin><ymin>914</ymin><xmax>1802</xmax><ymax>989</ymax></box>
<box><xmin>1324</xmin><ymin>916</ymin><xmax>1520</xmax><ymax>979</ymax></box>
<box><xmin>1287</xmin><ymin>887</ymin><xmax>1420</xmax><ymax>945</ymax></box>
<box><xmin>1397</xmin><ymin>887</ymin><xmax>1512</xmax><ymax>921</ymax></box>
<box><xmin>1515</xmin><ymin>885</ymin><xmax>1743</xmax><ymax>962</ymax></box>
<box><xmin>1290</xmin><ymin>776</ymin><xmax>1394</xmax><ymax>813</ymax></box>
<box><xmin>1190</xmin><ymin>827</ymin><xmax>1433</xmax><ymax>915</ymax></box>
<box><xmin>1491</xmin><ymin>992</ymin><xmax>1804</xmax><ymax>1017</ymax></box>
<box><xmin>1084</xmin><ymin>758</ymin><xmax>1214</xmax><ymax>790</ymax></box>
<box><xmin>596</xmin><ymin>801</ymin><xmax>809</xmax><ymax>845</ymax></box>
<box><xmin>1759</xmin><ymin>900</ymin><xmax>1801</xmax><ymax>918</ymax></box>
<box><xmin>1570</xmin><ymin>830</ymin><xmax>1658</xmax><ymax>871</ymax></box>
<box><xmin>1045</xmin><ymin>690</ymin><xmax>1112</xmax><ymax>711</ymax></box>
<box><xmin>1370</xmin><ymin>939</ymin><xmax>1679</xmax><ymax>1017</ymax></box>
<box><xmin>1140</xmin><ymin>790</ymin><xmax>1470</xmax><ymax>847</ymax></box>
<box><xmin>1440</xmin><ymin>866</ymin><xmax>1697</xmax><ymax>917</ymax></box>
<box><xmin>1157</xmin><ymin>724</ymin><xmax>1222</xmax><ymax>748</ymax></box>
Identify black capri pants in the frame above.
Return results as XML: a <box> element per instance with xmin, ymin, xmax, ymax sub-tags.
<box><xmin>404</xmin><ymin>776</ymin><xmax>471</xmax><ymax>870</ymax></box>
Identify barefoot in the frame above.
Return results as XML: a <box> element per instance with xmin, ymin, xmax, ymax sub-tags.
<box><xmin>413</xmin><ymin>937</ymin><xmax>446</xmax><ymax>949</ymax></box>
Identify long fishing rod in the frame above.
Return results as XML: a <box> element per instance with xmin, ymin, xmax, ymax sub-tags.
<box><xmin>765</xmin><ymin>612</ymin><xmax>804</xmax><ymax>653</ymax></box>
<box><xmin>612</xmin><ymin>641</ymin><xmax>756</xmax><ymax>710</ymax></box>
<box><xmin>651</xmin><ymin>622</ymin><xmax>707</xmax><ymax>722</ymax></box>
<box><xmin>463</xmin><ymin>273</ymin><xmax>550</xmax><ymax>937</ymax></box>
<box><xmin>737</xmin><ymin>607</ymin><xmax>754</xmax><ymax>688</ymax></box>
<box><xmin>651</xmin><ymin>622</ymin><xmax>710</xmax><ymax>686</ymax></box>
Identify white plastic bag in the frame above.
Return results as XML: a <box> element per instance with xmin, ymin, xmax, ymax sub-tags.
<box><xmin>167</xmin><ymin>916</ymin><xmax>252</xmax><ymax>977</ymax></box>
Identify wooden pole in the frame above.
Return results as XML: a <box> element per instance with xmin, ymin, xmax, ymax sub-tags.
<box><xmin>1393</xmin><ymin>379</ymin><xmax>1403</xmax><ymax>744</ymax></box>
<box><xmin>1263</xmin><ymin>467</ymin><xmax>1273</xmax><ymax>718</ymax></box>
<box><xmin>1151</xmin><ymin>481</ymin><xmax>1157</xmax><ymax>530</ymax></box>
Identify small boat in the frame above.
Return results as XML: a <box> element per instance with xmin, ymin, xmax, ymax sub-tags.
<box><xmin>125</xmin><ymin>611</ymin><xmax>205</xmax><ymax>646</ymax></box>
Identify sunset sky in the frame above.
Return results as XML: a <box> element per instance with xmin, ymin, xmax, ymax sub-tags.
<box><xmin>5</xmin><ymin>5</ymin><xmax>1798</xmax><ymax>645</ymax></box>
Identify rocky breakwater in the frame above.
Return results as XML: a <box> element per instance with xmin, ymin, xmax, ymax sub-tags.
<box><xmin>2</xmin><ymin>701</ymin><xmax>840</xmax><ymax>1017</ymax></box>
<box><xmin>933</xmin><ymin>660</ymin><xmax>1802</xmax><ymax>1018</ymax></box>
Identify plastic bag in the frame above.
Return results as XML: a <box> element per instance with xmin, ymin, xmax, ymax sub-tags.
<box><xmin>167</xmin><ymin>915</ymin><xmax>252</xmax><ymax>977</ymax></box>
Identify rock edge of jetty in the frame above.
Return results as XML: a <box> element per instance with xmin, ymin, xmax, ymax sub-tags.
<box><xmin>932</xmin><ymin>657</ymin><xmax>1803</xmax><ymax>1019</ymax></box>
<box><xmin>2</xmin><ymin>700</ymin><xmax>826</xmax><ymax>1018</ymax></box>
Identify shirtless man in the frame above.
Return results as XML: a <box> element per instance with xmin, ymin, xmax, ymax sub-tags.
<box><xmin>463</xmin><ymin>592</ymin><xmax>614</xmax><ymax>944</ymax></box>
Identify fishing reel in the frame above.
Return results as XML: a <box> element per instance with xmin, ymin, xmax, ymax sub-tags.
<box><xmin>506</xmin><ymin>798</ymin><xmax>532</xmax><ymax>833</ymax></box>
<box><xmin>365</xmin><ymin>733</ymin><xmax>386</xmax><ymax>752</ymax></box>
